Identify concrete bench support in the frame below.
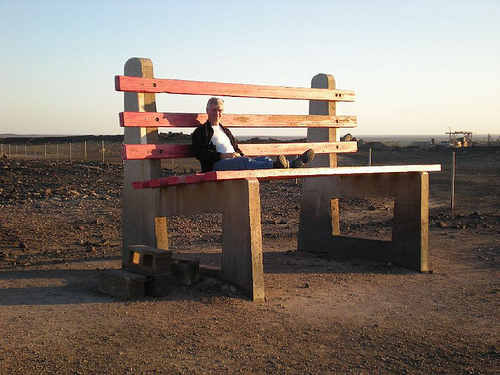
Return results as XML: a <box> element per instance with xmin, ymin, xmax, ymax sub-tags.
<box><xmin>122</xmin><ymin>58</ymin><xmax>162</xmax><ymax>264</ymax></box>
<box><xmin>156</xmin><ymin>178</ymin><xmax>264</xmax><ymax>302</ymax></box>
<box><xmin>298</xmin><ymin>172</ymin><xmax>429</xmax><ymax>271</ymax></box>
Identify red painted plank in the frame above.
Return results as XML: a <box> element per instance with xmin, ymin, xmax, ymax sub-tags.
<box><xmin>122</xmin><ymin>144</ymin><xmax>192</xmax><ymax>159</ymax></box>
<box><xmin>120</xmin><ymin>112</ymin><xmax>357</xmax><ymax>128</ymax></box>
<box><xmin>115</xmin><ymin>76</ymin><xmax>355</xmax><ymax>102</ymax></box>
<box><xmin>122</xmin><ymin>141</ymin><xmax>358</xmax><ymax>160</ymax></box>
<box><xmin>132</xmin><ymin>165</ymin><xmax>442</xmax><ymax>189</ymax></box>
<box><xmin>120</xmin><ymin>112</ymin><xmax>205</xmax><ymax>127</ymax></box>
<box><xmin>239</xmin><ymin>142</ymin><xmax>357</xmax><ymax>156</ymax></box>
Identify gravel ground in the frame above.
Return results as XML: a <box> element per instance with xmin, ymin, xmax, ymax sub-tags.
<box><xmin>0</xmin><ymin>155</ymin><xmax>499</xmax><ymax>374</ymax></box>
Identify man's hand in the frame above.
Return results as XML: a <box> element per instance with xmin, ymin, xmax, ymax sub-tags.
<box><xmin>221</xmin><ymin>152</ymin><xmax>241</xmax><ymax>159</ymax></box>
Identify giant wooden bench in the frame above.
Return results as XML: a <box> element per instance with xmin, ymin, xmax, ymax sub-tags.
<box><xmin>116</xmin><ymin>57</ymin><xmax>441</xmax><ymax>302</ymax></box>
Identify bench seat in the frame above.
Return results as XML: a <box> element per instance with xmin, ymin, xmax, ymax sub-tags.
<box><xmin>133</xmin><ymin>165</ymin><xmax>442</xmax><ymax>189</ymax></box>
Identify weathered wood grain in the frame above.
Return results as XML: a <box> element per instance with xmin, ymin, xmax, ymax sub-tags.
<box><xmin>120</xmin><ymin>112</ymin><xmax>357</xmax><ymax>128</ymax></box>
<box><xmin>122</xmin><ymin>141</ymin><xmax>358</xmax><ymax>160</ymax></box>
<box><xmin>115</xmin><ymin>76</ymin><xmax>355</xmax><ymax>101</ymax></box>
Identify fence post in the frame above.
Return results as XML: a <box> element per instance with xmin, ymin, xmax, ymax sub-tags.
<box><xmin>44</xmin><ymin>144</ymin><xmax>47</xmax><ymax>159</ymax></box>
<box><xmin>368</xmin><ymin>148</ymin><xmax>372</xmax><ymax>166</ymax></box>
<box><xmin>8</xmin><ymin>144</ymin><xmax>11</xmax><ymax>157</ymax></box>
<box><xmin>24</xmin><ymin>145</ymin><xmax>27</xmax><ymax>159</ymax></box>
<box><xmin>0</xmin><ymin>144</ymin><xmax>3</xmax><ymax>155</ymax></box>
<box><xmin>101</xmin><ymin>140</ymin><xmax>105</xmax><ymax>163</ymax></box>
<box><xmin>84</xmin><ymin>141</ymin><xmax>87</xmax><ymax>161</ymax></box>
<box><xmin>69</xmin><ymin>142</ymin><xmax>72</xmax><ymax>161</ymax></box>
<box><xmin>451</xmin><ymin>151</ymin><xmax>456</xmax><ymax>210</ymax></box>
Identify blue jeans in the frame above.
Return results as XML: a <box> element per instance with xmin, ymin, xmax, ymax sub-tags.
<box><xmin>213</xmin><ymin>156</ymin><xmax>274</xmax><ymax>171</ymax></box>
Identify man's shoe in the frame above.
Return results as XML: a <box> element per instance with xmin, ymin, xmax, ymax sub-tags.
<box><xmin>291</xmin><ymin>149</ymin><xmax>315</xmax><ymax>168</ymax></box>
<box><xmin>273</xmin><ymin>155</ymin><xmax>290</xmax><ymax>169</ymax></box>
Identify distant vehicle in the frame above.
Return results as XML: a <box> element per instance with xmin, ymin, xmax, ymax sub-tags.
<box><xmin>446</xmin><ymin>131</ymin><xmax>473</xmax><ymax>148</ymax></box>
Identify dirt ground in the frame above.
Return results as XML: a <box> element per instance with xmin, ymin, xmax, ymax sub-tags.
<box><xmin>0</xmin><ymin>149</ymin><xmax>499</xmax><ymax>374</ymax></box>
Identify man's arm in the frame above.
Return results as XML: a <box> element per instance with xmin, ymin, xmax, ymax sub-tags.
<box><xmin>192</xmin><ymin>126</ymin><xmax>221</xmax><ymax>164</ymax></box>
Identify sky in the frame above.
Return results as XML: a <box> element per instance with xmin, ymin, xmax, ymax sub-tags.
<box><xmin>0</xmin><ymin>0</ymin><xmax>499</xmax><ymax>138</ymax></box>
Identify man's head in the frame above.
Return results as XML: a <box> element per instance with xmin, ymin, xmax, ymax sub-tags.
<box><xmin>206</xmin><ymin>97</ymin><xmax>224</xmax><ymax>126</ymax></box>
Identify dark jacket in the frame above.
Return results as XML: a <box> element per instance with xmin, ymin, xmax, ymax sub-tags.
<box><xmin>192</xmin><ymin>121</ymin><xmax>243</xmax><ymax>172</ymax></box>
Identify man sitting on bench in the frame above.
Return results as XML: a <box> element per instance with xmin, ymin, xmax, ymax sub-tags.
<box><xmin>192</xmin><ymin>97</ymin><xmax>315</xmax><ymax>172</ymax></box>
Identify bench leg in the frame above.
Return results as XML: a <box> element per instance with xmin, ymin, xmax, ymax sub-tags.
<box><xmin>391</xmin><ymin>172</ymin><xmax>429</xmax><ymax>272</ymax></box>
<box><xmin>221</xmin><ymin>179</ymin><xmax>265</xmax><ymax>302</ymax></box>
<box><xmin>122</xmin><ymin>176</ymin><xmax>161</xmax><ymax>265</ymax></box>
<box><xmin>298</xmin><ymin>181</ymin><xmax>338</xmax><ymax>252</ymax></box>
<box><xmin>157</xmin><ymin>179</ymin><xmax>265</xmax><ymax>302</ymax></box>
<box><xmin>298</xmin><ymin>173</ymin><xmax>430</xmax><ymax>272</ymax></box>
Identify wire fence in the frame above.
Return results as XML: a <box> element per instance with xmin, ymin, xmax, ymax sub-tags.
<box><xmin>0</xmin><ymin>140</ymin><xmax>194</xmax><ymax>171</ymax></box>
<box><xmin>1</xmin><ymin>140</ymin><xmax>499</xmax><ymax>213</ymax></box>
<box><xmin>339</xmin><ymin>146</ymin><xmax>500</xmax><ymax>213</ymax></box>
<box><xmin>0</xmin><ymin>141</ymin><xmax>122</xmax><ymax>163</ymax></box>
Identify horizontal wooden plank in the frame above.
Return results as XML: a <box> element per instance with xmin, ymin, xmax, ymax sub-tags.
<box><xmin>122</xmin><ymin>144</ymin><xmax>192</xmax><ymax>160</ymax></box>
<box><xmin>132</xmin><ymin>165</ymin><xmax>442</xmax><ymax>189</ymax></box>
<box><xmin>239</xmin><ymin>142</ymin><xmax>357</xmax><ymax>156</ymax></box>
<box><xmin>120</xmin><ymin>112</ymin><xmax>357</xmax><ymax>128</ymax></box>
<box><xmin>122</xmin><ymin>141</ymin><xmax>358</xmax><ymax>160</ymax></box>
<box><xmin>115</xmin><ymin>76</ymin><xmax>355</xmax><ymax>102</ymax></box>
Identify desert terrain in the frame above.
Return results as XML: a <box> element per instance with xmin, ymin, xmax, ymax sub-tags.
<box><xmin>0</xmin><ymin>145</ymin><xmax>499</xmax><ymax>374</ymax></box>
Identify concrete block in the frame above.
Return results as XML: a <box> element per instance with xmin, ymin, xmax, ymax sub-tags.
<box><xmin>171</xmin><ymin>258</ymin><xmax>200</xmax><ymax>286</ymax></box>
<box><xmin>99</xmin><ymin>269</ymin><xmax>147</xmax><ymax>299</ymax></box>
<box><xmin>145</xmin><ymin>272</ymin><xmax>172</xmax><ymax>296</ymax></box>
<box><xmin>199</xmin><ymin>265</ymin><xmax>221</xmax><ymax>278</ymax></box>
<box><xmin>125</xmin><ymin>245</ymin><xmax>172</xmax><ymax>276</ymax></box>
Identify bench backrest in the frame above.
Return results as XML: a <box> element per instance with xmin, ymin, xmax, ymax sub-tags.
<box><xmin>115</xmin><ymin>64</ymin><xmax>357</xmax><ymax>164</ymax></box>
<box><xmin>117</xmin><ymin>57</ymin><xmax>354</xmax><ymax>255</ymax></box>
